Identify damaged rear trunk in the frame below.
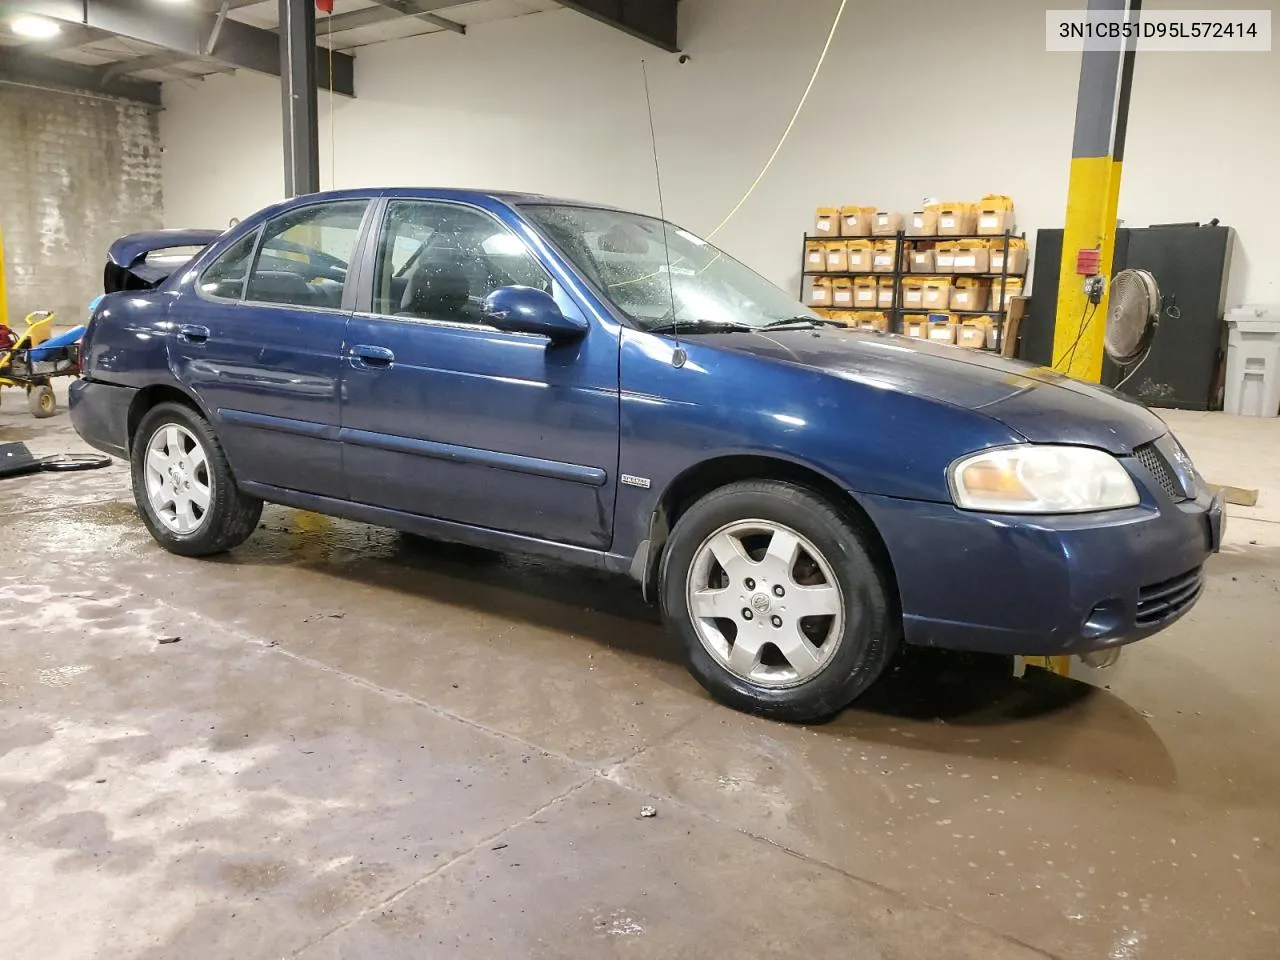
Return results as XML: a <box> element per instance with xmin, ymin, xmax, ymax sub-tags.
<box><xmin>104</xmin><ymin>229</ymin><xmax>223</xmax><ymax>293</ymax></box>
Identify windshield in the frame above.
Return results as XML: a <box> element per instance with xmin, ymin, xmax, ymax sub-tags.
<box><xmin>520</xmin><ymin>204</ymin><xmax>814</xmax><ymax>331</ymax></box>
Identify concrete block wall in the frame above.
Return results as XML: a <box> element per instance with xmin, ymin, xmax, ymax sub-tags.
<box><xmin>0</xmin><ymin>83</ymin><xmax>163</xmax><ymax>329</ymax></box>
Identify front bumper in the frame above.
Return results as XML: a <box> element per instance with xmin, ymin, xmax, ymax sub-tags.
<box><xmin>860</xmin><ymin>482</ymin><xmax>1222</xmax><ymax>656</ymax></box>
<box><xmin>69</xmin><ymin>377</ymin><xmax>134</xmax><ymax>459</ymax></box>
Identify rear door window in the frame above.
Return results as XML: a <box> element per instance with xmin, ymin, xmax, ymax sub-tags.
<box><xmin>245</xmin><ymin>201</ymin><xmax>368</xmax><ymax>310</ymax></box>
<box><xmin>199</xmin><ymin>230</ymin><xmax>259</xmax><ymax>302</ymax></box>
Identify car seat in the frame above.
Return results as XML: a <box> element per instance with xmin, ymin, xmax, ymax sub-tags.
<box><xmin>399</xmin><ymin>250</ymin><xmax>473</xmax><ymax>323</ymax></box>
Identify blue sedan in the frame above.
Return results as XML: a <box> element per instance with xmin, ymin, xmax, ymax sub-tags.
<box><xmin>70</xmin><ymin>188</ymin><xmax>1224</xmax><ymax>721</ymax></box>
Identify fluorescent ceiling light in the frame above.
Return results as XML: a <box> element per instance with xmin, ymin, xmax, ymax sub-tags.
<box><xmin>10</xmin><ymin>15</ymin><xmax>62</xmax><ymax>39</ymax></box>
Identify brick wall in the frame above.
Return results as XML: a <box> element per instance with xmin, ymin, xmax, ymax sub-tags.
<box><xmin>0</xmin><ymin>83</ymin><xmax>163</xmax><ymax>329</ymax></box>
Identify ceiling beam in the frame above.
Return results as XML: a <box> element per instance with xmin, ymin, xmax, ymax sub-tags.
<box><xmin>320</xmin><ymin>0</ymin><xmax>465</xmax><ymax>36</ymax></box>
<box><xmin>0</xmin><ymin>46</ymin><xmax>161</xmax><ymax>104</ymax></box>
<box><xmin>553</xmin><ymin>0</ymin><xmax>677</xmax><ymax>52</ymax></box>
<box><xmin>0</xmin><ymin>0</ymin><xmax>355</xmax><ymax>95</ymax></box>
<box><xmin>98</xmin><ymin>51</ymin><xmax>202</xmax><ymax>83</ymax></box>
<box><xmin>363</xmin><ymin>0</ymin><xmax>465</xmax><ymax>36</ymax></box>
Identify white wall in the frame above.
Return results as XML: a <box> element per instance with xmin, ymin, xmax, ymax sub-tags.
<box><xmin>161</xmin><ymin>0</ymin><xmax>1279</xmax><ymax>304</ymax></box>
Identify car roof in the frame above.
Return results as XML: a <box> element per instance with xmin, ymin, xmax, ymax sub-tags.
<box><xmin>270</xmin><ymin>187</ymin><xmax>639</xmax><ymax>215</ymax></box>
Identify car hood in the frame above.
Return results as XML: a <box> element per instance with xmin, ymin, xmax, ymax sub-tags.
<box><xmin>710</xmin><ymin>328</ymin><xmax>1167</xmax><ymax>454</ymax></box>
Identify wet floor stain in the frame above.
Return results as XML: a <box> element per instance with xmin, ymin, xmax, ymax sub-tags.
<box><xmin>3</xmin><ymin>407</ymin><xmax>1279</xmax><ymax>959</ymax></box>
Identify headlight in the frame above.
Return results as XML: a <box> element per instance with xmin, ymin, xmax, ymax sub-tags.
<box><xmin>950</xmin><ymin>445</ymin><xmax>1140</xmax><ymax>514</ymax></box>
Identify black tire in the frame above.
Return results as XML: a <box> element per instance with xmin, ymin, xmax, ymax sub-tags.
<box><xmin>660</xmin><ymin>480</ymin><xmax>898</xmax><ymax>723</ymax></box>
<box><xmin>130</xmin><ymin>402</ymin><xmax>262</xmax><ymax>557</ymax></box>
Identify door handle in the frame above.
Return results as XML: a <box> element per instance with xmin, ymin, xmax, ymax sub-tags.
<box><xmin>351</xmin><ymin>344</ymin><xmax>395</xmax><ymax>368</ymax></box>
<box><xmin>179</xmin><ymin>324</ymin><xmax>210</xmax><ymax>343</ymax></box>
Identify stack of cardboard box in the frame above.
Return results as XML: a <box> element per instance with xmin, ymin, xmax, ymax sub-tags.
<box><xmin>807</xmin><ymin>196</ymin><xmax>1028</xmax><ymax>348</ymax></box>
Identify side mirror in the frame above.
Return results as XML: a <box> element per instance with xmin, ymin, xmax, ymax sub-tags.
<box><xmin>482</xmin><ymin>286</ymin><xmax>587</xmax><ymax>343</ymax></box>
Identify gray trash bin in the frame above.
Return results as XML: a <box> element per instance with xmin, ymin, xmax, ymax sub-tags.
<box><xmin>1224</xmin><ymin>306</ymin><xmax>1280</xmax><ymax>417</ymax></box>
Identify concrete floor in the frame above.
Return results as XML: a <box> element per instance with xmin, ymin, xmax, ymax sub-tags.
<box><xmin>2</xmin><ymin>384</ymin><xmax>1279</xmax><ymax>960</ymax></box>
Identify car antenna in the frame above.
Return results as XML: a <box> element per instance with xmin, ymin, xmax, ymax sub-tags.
<box><xmin>640</xmin><ymin>59</ymin><xmax>685</xmax><ymax>368</ymax></box>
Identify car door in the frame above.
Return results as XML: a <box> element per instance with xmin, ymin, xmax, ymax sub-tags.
<box><xmin>340</xmin><ymin>198</ymin><xmax>620</xmax><ymax>549</ymax></box>
<box><xmin>171</xmin><ymin>199</ymin><xmax>370</xmax><ymax>498</ymax></box>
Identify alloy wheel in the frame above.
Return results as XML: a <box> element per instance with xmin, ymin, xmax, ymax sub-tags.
<box><xmin>144</xmin><ymin>423</ymin><xmax>213</xmax><ymax>535</ymax></box>
<box><xmin>685</xmin><ymin>519</ymin><xmax>845</xmax><ymax>688</ymax></box>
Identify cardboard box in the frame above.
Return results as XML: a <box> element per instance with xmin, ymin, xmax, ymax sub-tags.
<box><xmin>901</xmin><ymin>277</ymin><xmax>926</xmax><ymax>309</ymax></box>
<box><xmin>950</xmin><ymin>278</ymin><xmax>991</xmax><ymax>311</ymax></box>
<box><xmin>910</xmin><ymin>247</ymin><xmax>936</xmax><ymax>272</ymax></box>
<box><xmin>988</xmin><ymin>276</ymin><xmax>1026</xmax><ymax>312</ymax></box>
<box><xmin>853</xmin><ymin>277</ymin><xmax>878</xmax><ymax>308</ymax></box>
<box><xmin>807</xmin><ymin>276</ymin><xmax>832</xmax><ymax>308</ymax></box>
<box><xmin>957</xmin><ymin>319</ymin><xmax>990</xmax><ymax>349</ymax></box>
<box><xmin>825</xmin><ymin>241</ymin><xmax>849</xmax><ymax>273</ymax></box>
<box><xmin>805</xmin><ymin>241</ymin><xmax>827</xmax><ymax>273</ymax></box>
<box><xmin>921</xmin><ymin>277</ymin><xmax>952</xmax><ymax>310</ymax></box>
<box><xmin>814</xmin><ymin>207</ymin><xmax>838</xmax><ymax>237</ymax></box>
<box><xmin>976</xmin><ymin>209</ymin><xmax>1015</xmax><ymax>236</ymax></box>
<box><xmin>934</xmin><ymin>242</ymin><xmax>957</xmax><ymax>273</ymax></box>
<box><xmin>976</xmin><ymin>194</ymin><xmax>1014</xmax><ymax>236</ymax></box>
<box><xmin>877</xmin><ymin>277</ymin><xmax>896</xmax><ymax>309</ymax></box>
<box><xmin>936</xmin><ymin>204</ymin><xmax>976</xmax><ymax>236</ymax></box>
<box><xmin>989</xmin><ymin>241</ymin><xmax>1028</xmax><ymax>275</ymax></box>
<box><xmin>858</xmin><ymin>312</ymin><xmax>890</xmax><ymax>332</ymax></box>
<box><xmin>846</xmin><ymin>240</ymin><xmax>875</xmax><ymax>272</ymax></box>
<box><xmin>872</xmin><ymin>211</ymin><xmax>903</xmax><ymax>236</ymax></box>
<box><xmin>952</xmin><ymin>243</ymin><xmax>990</xmax><ymax>273</ymax></box>
<box><xmin>830</xmin><ymin>277</ymin><xmax>855</xmax><ymax>308</ymax></box>
<box><xmin>827</xmin><ymin>309</ymin><xmax>858</xmax><ymax>326</ymax></box>
<box><xmin>928</xmin><ymin>314</ymin><xmax>957</xmax><ymax>344</ymax></box>
<box><xmin>907</xmin><ymin>210</ymin><xmax>938</xmax><ymax>237</ymax></box>
<box><xmin>1000</xmin><ymin>297</ymin><xmax>1029</xmax><ymax>356</ymax></box>
<box><xmin>910</xmin><ymin>249</ymin><xmax>937</xmax><ymax>272</ymax></box>
<box><xmin>839</xmin><ymin>205</ymin><xmax>876</xmax><ymax>237</ymax></box>
<box><xmin>871</xmin><ymin>239</ymin><xmax>898</xmax><ymax>273</ymax></box>
<box><xmin>903</xmin><ymin>314</ymin><xmax>929</xmax><ymax>340</ymax></box>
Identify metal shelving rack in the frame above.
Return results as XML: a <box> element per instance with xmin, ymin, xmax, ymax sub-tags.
<box><xmin>799</xmin><ymin>229</ymin><xmax>1027</xmax><ymax>351</ymax></box>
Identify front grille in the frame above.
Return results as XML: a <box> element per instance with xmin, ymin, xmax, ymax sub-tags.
<box><xmin>1134</xmin><ymin>441</ymin><xmax>1186</xmax><ymax>501</ymax></box>
<box><xmin>1136</xmin><ymin>566</ymin><xmax>1203</xmax><ymax>626</ymax></box>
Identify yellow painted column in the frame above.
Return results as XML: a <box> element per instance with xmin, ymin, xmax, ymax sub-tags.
<box><xmin>1053</xmin><ymin>0</ymin><xmax>1138</xmax><ymax>382</ymax></box>
<box><xmin>1054</xmin><ymin>159</ymin><xmax>1123</xmax><ymax>379</ymax></box>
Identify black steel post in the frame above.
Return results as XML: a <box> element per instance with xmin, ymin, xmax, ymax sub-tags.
<box><xmin>278</xmin><ymin>0</ymin><xmax>319</xmax><ymax>198</ymax></box>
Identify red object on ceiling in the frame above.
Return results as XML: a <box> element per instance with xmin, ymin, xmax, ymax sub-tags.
<box><xmin>316</xmin><ymin>0</ymin><xmax>334</xmax><ymax>14</ymax></box>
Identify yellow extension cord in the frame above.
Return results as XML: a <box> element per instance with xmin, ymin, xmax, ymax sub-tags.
<box><xmin>706</xmin><ymin>0</ymin><xmax>848</xmax><ymax>239</ymax></box>
<box><xmin>610</xmin><ymin>0</ymin><xmax>849</xmax><ymax>290</ymax></box>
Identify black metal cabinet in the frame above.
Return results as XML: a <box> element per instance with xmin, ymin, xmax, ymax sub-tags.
<box><xmin>1103</xmin><ymin>226</ymin><xmax>1233</xmax><ymax>410</ymax></box>
<box><xmin>1022</xmin><ymin>224</ymin><xmax>1233</xmax><ymax>410</ymax></box>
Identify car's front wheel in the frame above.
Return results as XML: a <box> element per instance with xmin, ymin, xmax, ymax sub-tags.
<box><xmin>130</xmin><ymin>402</ymin><xmax>262</xmax><ymax>557</ymax></box>
<box><xmin>660</xmin><ymin>480</ymin><xmax>898</xmax><ymax>722</ymax></box>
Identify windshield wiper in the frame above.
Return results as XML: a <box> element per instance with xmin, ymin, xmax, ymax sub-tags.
<box><xmin>760</xmin><ymin>316</ymin><xmax>850</xmax><ymax>331</ymax></box>
<box><xmin>647</xmin><ymin>318</ymin><xmax>754</xmax><ymax>335</ymax></box>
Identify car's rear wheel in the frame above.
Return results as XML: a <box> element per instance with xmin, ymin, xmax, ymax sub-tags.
<box><xmin>660</xmin><ymin>480</ymin><xmax>897</xmax><ymax>722</ymax></box>
<box><xmin>131</xmin><ymin>402</ymin><xmax>262</xmax><ymax>557</ymax></box>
